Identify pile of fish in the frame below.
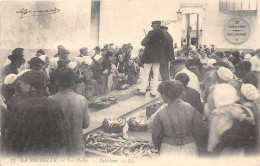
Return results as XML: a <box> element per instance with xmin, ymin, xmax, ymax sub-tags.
<box><xmin>85</xmin><ymin>131</ymin><xmax>158</xmax><ymax>158</ymax></box>
<box><xmin>128</xmin><ymin>116</ymin><xmax>148</xmax><ymax>131</ymax></box>
<box><xmin>103</xmin><ymin>117</ymin><xmax>127</xmax><ymax>133</ymax></box>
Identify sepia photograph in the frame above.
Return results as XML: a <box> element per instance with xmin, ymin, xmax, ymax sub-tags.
<box><xmin>0</xmin><ymin>0</ymin><xmax>260</xmax><ymax>165</ymax></box>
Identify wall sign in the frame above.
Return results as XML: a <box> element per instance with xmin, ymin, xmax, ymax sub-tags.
<box><xmin>224</xmin><ymin>18</ymin><xmax>250</xmax><ymax>44</ymax></box>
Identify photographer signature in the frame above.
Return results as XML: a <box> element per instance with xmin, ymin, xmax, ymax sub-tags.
<box><xmin>16</xmin><ymin>7</ymin><xmax>60</xmax><ymax>19</ymax></box>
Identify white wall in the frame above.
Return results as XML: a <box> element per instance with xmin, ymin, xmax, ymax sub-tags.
<box><xmin>0</xmin><ymin>1</ymin><xmax>92</xmax><ymax>50</ymax></box>
<box><xmin>204</xmin><ymin>0</ymin><xmax>260</xmax><ymax>49</ymax></box>
<box><xmin>99</xmin><ymin>0</ymin><xmax>180</xmax><ymax>51</ymax></box>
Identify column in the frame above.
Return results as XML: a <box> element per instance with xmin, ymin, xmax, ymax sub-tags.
<box><xmin>186</xmin><ymin>14</ymin><xmax>191</xmax><ymax>51</ymax></box>
<box><xmin>90</xmin><ymin>0</ymin><xmax>100</xmax><ymax>47</ymax></box>
<box><xmin>196</xmin><ymin>13</ymin><xmax>199</xmax><ymax>46</ymax></box>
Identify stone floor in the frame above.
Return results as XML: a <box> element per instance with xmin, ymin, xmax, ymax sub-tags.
<box><xmin>83</xmin><ymin>84</ymin><xmax>161</xmax><ymax>134</ymax></box>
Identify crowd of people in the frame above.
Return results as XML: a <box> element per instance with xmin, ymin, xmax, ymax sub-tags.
<box><xmin>150</xmin><ymin>42</ymin><xmax>260</xmax><ymax>157</ymax></box>
<box><xmin>0</xmin><ymin>43</ymin><xmax>144</xmax><ymax>156</ymax></box>
<box><xmin>0</xmin><ymin>19</ymin><xmax>260</xmax><ymax>158</ymax></box>
<box><xmin>136</xmin><ymin>21</ymin><xmax>260</xmax><ymax>157</ymax></box>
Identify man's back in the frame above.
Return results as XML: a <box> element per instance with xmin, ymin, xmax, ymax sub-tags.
<box><xmin>6</xmin><ymin>90</ymin><xmax>67</xmax><ymax>156</ymax></box>
<box><xmin>164</xmin><ymin>32</ymin><xmax>174</xmax><ymax>61</ymax></box>
<box><xmin>183</xmin><ymin>87</ymin><xmax>204</xmax><ymax>115</ymax></box>
<box><xmin>49</xmin><ymin>89</ymin><xmax>90</xmax><ymax>156</ymax></box>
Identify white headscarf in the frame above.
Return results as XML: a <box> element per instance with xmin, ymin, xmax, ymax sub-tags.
<box><xmin>4</xmin><ymin>74</ymin><xmax>18</xmax><ymax>85</ymax></box>
<box><xmin>241</xmin><ymin>84</ymin><xmax>259</xmax><ymax>101</ymax></box>
<box><xmin>83</xmin><ymin>57</ymin><xmax>93</xmax><ymax>66</ymax></box>
<box><xmin>39</xmin><ymin>55</ymin><xmax>48</xmax><ymax>62</ymax></box>
<box><xmin>17</xmin><ymin>69</ymin><xmax>31</xmax><ymax>77</ymax></box>
<box><xmin>244</xmin><ymin>54</ymin><xmax>252</xmax><ymax>61</ymax></box>
<box><xmin>217</xmin><ymin>67</ymin><xmax>233</xmax><ymax>82</ymax></box>
<box><xmin>94</xmin><ymin>54</ymin><xmax>102</xmax><ymax>61</ymax></box>
<box><xmin>73</xmin><ymin>57</ymin><xmax>84</xmax><ymax>67</ymax></box>
<box><xmin>68</xmin><ymin>62</ymin><xmax>77</xmax><ymax>70</ymax></box>
<box><xmin>49</xmin><ymin>57</ymin><xmax>59</xmax><ymax>69</ymax></box>
<box><xmin>213</xmin><ymin>83</ymin><xmax>238</xmax><ymax>108</ymax></box>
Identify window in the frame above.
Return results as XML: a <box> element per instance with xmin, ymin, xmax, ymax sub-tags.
<box><xmin>219</xmin><ymin>0</ymin><xmax>257</xmax><ymax>11</ymax></box>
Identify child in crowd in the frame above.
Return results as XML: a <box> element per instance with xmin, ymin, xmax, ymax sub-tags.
<box><xmin>116</xmin><ymin>54</ymin><xmax>127</xmax><ymax>89</ymax></box>
<box><xmin>125</xmin><ymin>59</ymin><xmax>139</xmax><ymax>85</ymax></box>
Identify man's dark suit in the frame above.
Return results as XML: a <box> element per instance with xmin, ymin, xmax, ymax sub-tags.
<box><xmin>160</xmin><ymin>32</ymin><xmax>174</xmax><ymax>81</ymax></box>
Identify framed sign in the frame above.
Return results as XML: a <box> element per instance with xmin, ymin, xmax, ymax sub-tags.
<box><xmin>224</xmin><ymin>18</ymin><xmax>250</xmax><ymax>44</ymax></box>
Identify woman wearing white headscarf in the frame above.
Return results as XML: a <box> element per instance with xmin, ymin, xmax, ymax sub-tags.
<box><xmin>208</xmin><ymin>84</ymin><xmax>256</xmax><ymax>156</ymax></box>
<box><xmin>240</xmin><ymin>84</ymin><xmax>259</xmax><ymax>154</ymax></box>
<box><xmin>68</xmin><ymin>61</ymin><xmax>85</xmax><ymax>97</ymax></box>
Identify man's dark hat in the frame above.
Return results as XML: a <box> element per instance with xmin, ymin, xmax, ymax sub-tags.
<box><xmin>105</xmin><ymin>51</ymin><xmax>115</xmax><ymax>58</ymax></box>
<box><xmin>36</xmin><ymin>49</ymin><xmax>46</xmax><ymax>55</ymax></box>
<box><xmin>79</xmin><ymin>47</ymin><xmax>88</xmax><ymax>53</ymax></box>
<box><xmin>101</xmin><ymin>44</ymin><xmax>109</xmax><ymax>51</ymax></box>
<box><xmin>8</xmin><ymin>48</ymin><xmax>24</xmax><ymax>61</ymax></box>
<box><xmin>109</xmin><ymin>43</ymin><xmax>114</xmax><ymax>46</ymax></box>
<box><xmin>28</xmin><ymin>57</ymin><xmax>45</xmax><ymax>66</ymax></box>
<box><xmin>151</xmin><ymin>21</ymin><xmax>161</xmax><ymax>27</ymax></box>
<box><xmin>57</xmin><ymin>68</ymin><xmax>75</xmax><ymax>86</ymax></box>
<box><xmin>161</xmin><ymin>26</ymin><xmax>168</xmax><ymax>30</ymax></box>
<box><xmin>122</xmin><ymin>44</ymin><xmax>129</xmax><ymax>49</ymax></box>
<box><xmin>127</xmin><ymin>43</ymin><xmax>133</xmax><ymax>49</ymax></box>
<box><xmin>93</xmin><ymin>46</ymin><xmax>101</xmax><ymax>51</ymax></box>
<box><xmin>58</xmin><ymin>48</ymin><xmax>69</xmax><ymax>55</ymax></box>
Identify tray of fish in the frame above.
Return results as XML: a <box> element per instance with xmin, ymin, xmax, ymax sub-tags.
<box><xmin>85</xmin><ymin>131</ymin><xmax>158</xmax><ymax>159</ymax></box>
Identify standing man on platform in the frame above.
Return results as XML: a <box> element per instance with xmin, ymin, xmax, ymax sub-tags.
<box><xmin>160</xmin><ymin>26</ymin><xmax>174</xmax><ymax>81</ymax></box>
<box><xmin>137</xmin><ymin>21</ymin><xmax>165</xmax><ymax>97</ymax></box>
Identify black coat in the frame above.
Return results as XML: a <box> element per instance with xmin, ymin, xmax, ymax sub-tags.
<box><xmin>182</xmin><ymin>87</ymin><xmax>204</xmax><ymax>116</ymax></box>
<box><xmin>163</xmin><ymin>32</ymin><xmax>174</xmax><ymax>62</ymax></box>
<box><xmin>5</xmin><ymin>90</ymin><xmax>68</xmax><ymax>155</ymax></box>
<box><xmin>141</xmin><ymin>29</ymin><xmax>165</xmax><ymax>63</ymax></box>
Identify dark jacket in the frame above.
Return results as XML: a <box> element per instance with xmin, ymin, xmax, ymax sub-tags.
<box><xmin>0</xmin><ymin>84</ymin><xmax>15</xmax><ymax>103</ymax></box>
<box><xmin>163</xmin><ymin>32</ymin><xmax>174</xmax><ymax>62</ymax></box>
<box><xmin>141</xmin><ymin>29</ymin><xmax>165</xmax><ymax>63</ymax></box>
<box><xmin>125</xmin><ymin>65</ymin><xmax>139</xmax><ymax>85</ymax></box>
<box><xmin>91</xmin><ymin>62</ymin><xmax>104</xmax><ymax>80</ymax></box>
<box><xmin>182</xmin><ymin>87</ymin><xmax>204</xmax><ymax>116</ymax></box>
<box><xmin>186</xmin><ymin>57</ymin><xmax>202</xmax><ymax>70</ymax></box>
<box><xmin>1</xmin><ymin>63</ymin><xmax>18</xmax><ymax>81</ymax></box>
<box><xmin>5</xmin><ymin>90</ymin><xmax>68</xmax><ymax>156</ymax></box>
<box><xmin>117</xmin><ymin>62</ymin><xmax>127</xmax><ymax>74</ymax></box>
<box><xmin>102</xmin><ymin>57</ymin><xmax>112</xmax><ymax>71</ymax></box>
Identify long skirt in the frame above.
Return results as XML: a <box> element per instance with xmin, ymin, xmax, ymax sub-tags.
<box><xmin>160</xmin><ymin>142</ymin><xmax>198</xmax><ymax>158</ymax></box>
<box><xmin>85</xmin><ymin>80</ymin><xmax>96</xmax><ymax>98</ymax></box>
<box><xmin>95</xmin><ymin>76</ymin><xmax>107</xmax><ymax>96</ymax></box>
